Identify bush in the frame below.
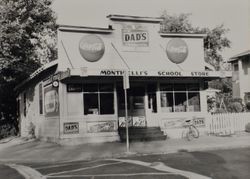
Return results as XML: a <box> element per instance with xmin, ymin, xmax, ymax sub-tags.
<box><xmin>28</xmin><ymin>122</ymin><xmax>36</xmax><ymax>139</ymax></box>
<box><xmin>246</xmin><ymin>123</ymin><xmax>250</xmax><ymax>133</ymax></box>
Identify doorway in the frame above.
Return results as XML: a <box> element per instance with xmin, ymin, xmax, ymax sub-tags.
<box><xmin>117</xmin><ymin>84</ymin><xmax>146</xmax><ymax>127</ymax></box>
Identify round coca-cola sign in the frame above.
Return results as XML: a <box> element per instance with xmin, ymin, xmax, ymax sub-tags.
<box><xmin>166</xmin><ymin>38</ymin><xmax>188</xmax><ymax>64</ymax></box>
<box><xmin>79</xmin><ymin>35</ymin><xmax>105</xmax><ymax>62</ymax></box>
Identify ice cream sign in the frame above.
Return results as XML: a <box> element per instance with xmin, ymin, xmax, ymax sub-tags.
<box><xmin>79</xmin><ymin>35</ymin><xmax>105</xmax><ymax>62</ymax></box>
<box><xmin>166</xmin><ymin>38</ymin><xmax>188</xmax><ymax>64</ymax></box>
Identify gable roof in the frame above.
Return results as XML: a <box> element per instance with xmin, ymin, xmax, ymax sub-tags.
<box><xmin>229</xmin><ymin>50</ymin><xmax>250</xmax><ymax>62</ymax></box>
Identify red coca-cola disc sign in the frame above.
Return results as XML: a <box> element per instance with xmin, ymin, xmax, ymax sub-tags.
<box><xmin>166</xmin><ymin>38</ymin><xmax>188</xmax><ymax>64</ymax></box>
<box><xmin>79</xmin><ymin>35</ymin><xmax>105</xmax><ymax>62</ymax></box>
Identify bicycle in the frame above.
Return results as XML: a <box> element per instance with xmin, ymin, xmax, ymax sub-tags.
<box><xmin>182</xmin><ymin>118</ymin><xmax>199</xmax><ymax>141</ymax></box>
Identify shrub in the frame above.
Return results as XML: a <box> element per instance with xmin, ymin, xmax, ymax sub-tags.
<box><xmin>246</xmin><ymin>123</ymin><xmax>250</xmax><ymax>133</ymax></box>
<box><xmin>28</xmin><ymin>122</ymin><xmax>36</xmax><ymax>139</ymax></box>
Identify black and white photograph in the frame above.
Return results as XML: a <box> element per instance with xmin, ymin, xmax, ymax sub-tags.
<box><xmin>0</xmin><ymin>0</ymin><xmax>250</xmax><ymax>178</ymax></box>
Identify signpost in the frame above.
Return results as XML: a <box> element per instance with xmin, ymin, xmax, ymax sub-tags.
<box><xmin>123</xmin><ymin>71</ymin><xmax>130</xmax><ymax>153</ymax></box>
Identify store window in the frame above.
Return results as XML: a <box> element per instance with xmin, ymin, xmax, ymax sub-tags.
<box><xmin>233</xmin><ymin>63</ymin><xmax>239</xmax><ymax>71</ymax></box>
<box><xmin>83</xmin><ymin>83</ymin><xmax>114</xmax><ymax>115</ymax></box>
<box><xmin>23</xmin><ymin>92</ymin><xmax>26</xmax><ymax>117</ymax></box>
<box><xmin>39</xmin><ymin>83</ymin><xmax>43</xmax><ymax>114</ymax></box>
<box><xmin>147</xmin><ymin>84</ymin><xmax>157</xmax><ymax>113</ymax></box>
<box><xmin>160</xmin><ymin>83</ymin><xmax>200</xmax><ymax>112</ymax></box>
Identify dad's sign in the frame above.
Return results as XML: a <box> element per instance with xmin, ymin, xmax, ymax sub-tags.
<box><xmin>63</xmin><ymin>122</ymin><xmax>79</xmax><ymax>134</ymax></box>
<box><xmin>122</xmin><ymin>24</ymin><xmax>149</xmax><ymax>47</ymax></box>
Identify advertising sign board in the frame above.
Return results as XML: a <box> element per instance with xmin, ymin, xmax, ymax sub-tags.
<box><xmin>122</xmin><ymin>24</ymin><xmax>149</xmax><ymax>49</ymax></box>
<box><xmin>79</xmin><ymin>35</ymin><xmax>105</xmax><ymax>62</ymax></box>
<box><xmin>44</xmin><ymin>85</ymin><xmax>59</xmax><ymax>117</ymax></box>
<box><xmin>166</xmin><ymin>38</ymin><xmax>188</xmax><ymax>64</ymax></box>
<box><xmin>63</xmin><ymin>122</ymin><xmax>79</xmax><ymax>134</ymax></box>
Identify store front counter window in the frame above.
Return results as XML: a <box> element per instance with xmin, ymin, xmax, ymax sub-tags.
<box><xmin>83</xmin><ymin>84</ymin><xmax>114</xmax><ymax>115</ymax></box>
<box><xmin>67</xmin><ymin>83</ymin><xmax>115</xmax><ymax>115</ymax></box>
<box><xmin>160</xmin><ymin>83</ymin><xmax>200</xmax><ymax>113</ymax></box>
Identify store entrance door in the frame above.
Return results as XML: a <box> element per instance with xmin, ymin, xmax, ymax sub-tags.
<box><xmin>117</xmin><ymin>85</ymin><xmax>146</xmax><ymax>127</ymax></box>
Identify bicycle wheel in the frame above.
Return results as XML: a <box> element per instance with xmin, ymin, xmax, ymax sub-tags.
<box><xmin>190</xmin><ymin>125</ymin><xmax>199</xmax><ymax>138</ymax></box>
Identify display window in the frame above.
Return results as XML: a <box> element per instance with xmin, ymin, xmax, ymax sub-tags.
<box><xmin>67</xmin><ymin>83</ymin><xmax>115</xmax><ymax>115</ymax></box>
<box><xmin>83</xmin><ymin>83</ymin><xmax>114</xmax><ymax>115</ymax></box>
<box><xmin>160</xmin><ymin>83</ymin><xmax>200</xmax><ymax>112</ymax></box>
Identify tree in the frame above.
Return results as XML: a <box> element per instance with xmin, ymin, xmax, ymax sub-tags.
<box><xmin>160</xmin><ymin>11</ymin><xmax>231</xmax><ymax>70</ymax></box>
<box><xmin>0</xmin><ymin>0</ymin><xmax>57</xmax><ymax>138</ymax></box>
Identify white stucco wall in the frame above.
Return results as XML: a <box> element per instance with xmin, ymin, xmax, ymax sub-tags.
<box><xmin>57</xmin><ymin>21</ymin><xmax>205</xmax><ymax>72</ymax></box>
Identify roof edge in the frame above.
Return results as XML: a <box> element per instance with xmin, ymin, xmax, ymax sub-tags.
<box><xmin>107</xmin><ymin>14</ymin><xmax>163</xmax><ymax>23</ymax></box>
<box><xmin>58</xmin><ymin>25</ymin><xmax>113</xmax><ymax>33</ymax></box>
<box><xmin>229</xmin><ymin>49</ymin><xmax>250</xmax><ymax>61</ymax></box>
<box><xmin>15</xmin><ymin>60</ymin><xmax>58</xmax><ymax>92</ymax></box>
<box><xmin>159</xmin><ymin>33</ymin><xmax>207</xmax><ymax>38</ymax></box>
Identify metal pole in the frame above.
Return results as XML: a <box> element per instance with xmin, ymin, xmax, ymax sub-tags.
<box><xmin>124</xmin><ymin>88</ymin><xmax>129</xmax><ymax>153</ymax></box>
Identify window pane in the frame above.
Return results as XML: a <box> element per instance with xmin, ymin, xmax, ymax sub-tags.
<box><xmin>84</xmin><ymin>93</ymin><xmax>98</xmax><ymax>115</ymax></box>
<box><xmin>174</xmin><ymin>92</ymin><xmax>187</xmax><ymax>112</ymax></box>
<box><xmin>67</xmin><ymin>84</ymin><xmax>82</xmax><ymax>92</ymax></box>
<box><xmin>188</xmin><ymin>92</ymin><xmax>200</xmax><ymax>112</ymax></box>
<box><xmin>83</xmin><ymin>84</ymin><xmax>98</xmax><ymax>92</ymax></box>
<box><xmin>147</xmin><ymin>84</ymin><xmax>157</xmax><ymax>93</ymax></box>
<box><xmin>39</xmin><ymin>84</ymin><xmax>43</xmax><ymax>114</ymax></box>
<box><xmin>148</xmin><ymin>93</ymin><xmax>157</xmax><ymax>113</ymax></box>
<box><xmin>99</xmin><ymin>84</ymin><xmax>114</xmax><ymax>92</ymax></box>
<box><xmin>187</xmin><ymin>83</ymin><xmax>199</xmax><ymax>91</ymax></box>
<box><xmin>174</xmin><ymin>84</ymin><xmax>186</xmax><ymax>91</ymax></box>
<box><xmin>160</xmin><ymin>84</ymin><xmax>173</xmax><ymax>91</ymax></box>
<box><xmin>161</xmin><ymin>92</ymin><xmax>173</xmax><ymax>112</ymax></box>
<box><xmin>133</xmin><ymin>96</ymin><xmax>144</xmax><ymax>109</ymax></box>
<box><xmin>100</xmin><ymin>93</ymin><xmax>114</xmax><ymax>114</ymax></box>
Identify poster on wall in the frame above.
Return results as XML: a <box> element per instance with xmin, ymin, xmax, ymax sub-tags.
<box><xmin>118</xmin><ymin>117</ymin><xmax>133</xmax><ymax>127</ymax></box>
<box><xmin>122</xmin><ymin>24</ymin><xmax>149</xmax><ymax>51</ymax></box>
<box><xmin>44</xmin><ymin>85</ymin><xmax>59</xmax><ymax>117</ymax></box>
<box><xmin>64</xmin><ymin>122</ymin><xmax>79</xmax><ymax>134</ymax></box>
<box><xmin>133</xmin><ymin>116</ymin><xmax>146</xmax><ymax>127</ymax></box>
<box><xmin>161</xmin><ymin>118</ymin><xmax>185</xmax><ymax>129</ymax></box>
<box><xmin>87</xmin><ymin>121</ymin><xmax>117</xmax><ymax>133</ymax></box>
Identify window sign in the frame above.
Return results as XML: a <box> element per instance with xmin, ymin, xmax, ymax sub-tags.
<box><xmin>67</xmin><ymin>84</ymin><xmax>82</xmax><ymax>92</ymax></box>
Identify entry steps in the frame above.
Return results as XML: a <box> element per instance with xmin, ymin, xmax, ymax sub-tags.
<box><xmin>118</xmin><ymin>127</ymin><xmax>167</xmax><ymax>142</ymax></box>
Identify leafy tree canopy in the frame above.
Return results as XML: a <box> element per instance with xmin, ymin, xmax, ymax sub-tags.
<box><xmin>160</xmin><ymin>11</ymin><xmax>231</xmax><ymax>70</ymax></box>
<box><xmin>0</xmin><ymin>0</ymin><xmax>57</xmax><ymax>83</ymax></box>
<box><xmin>0</xmin><ymin>0</ymin><xmax>57</xmax><ymax>137</ymax></box>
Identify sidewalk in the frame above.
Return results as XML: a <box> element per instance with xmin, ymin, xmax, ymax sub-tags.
<box><xmin>0</xmin><ymin>133</ymin><xmax>250</xmax><ymax>163</ymax></box>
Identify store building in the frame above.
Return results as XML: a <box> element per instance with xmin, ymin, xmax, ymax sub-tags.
<box><xmin>229</xmin><ymin>50</ymin><xmax>250</xmax><ymax>103</ymax></box>
<box><xmin>16</xmin><ymin>15</ymin><xmax>227</xmax><ymax>144</ymax></box>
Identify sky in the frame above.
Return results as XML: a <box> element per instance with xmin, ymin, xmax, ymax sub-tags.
<box><xmin>53</xmin><ymin>0</ymin><xmax>250</xmax><ymax>61</ymax></box>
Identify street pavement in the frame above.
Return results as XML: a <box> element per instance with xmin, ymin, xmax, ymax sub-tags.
<box><xmin>0</xmin><ymin>133</ymin><xmax>250</xmax><ymax>178</ymax></box>
<box><xmin>2</xmin><ymin>147</ymin><xmax>250</xmax><ymax>179</ymax></box>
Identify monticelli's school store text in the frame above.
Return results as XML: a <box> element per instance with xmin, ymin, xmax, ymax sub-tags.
<box><xmin>16</xmin><ymin>15</ymin><xmax>229</xmax><ymax>144</ymax></box>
